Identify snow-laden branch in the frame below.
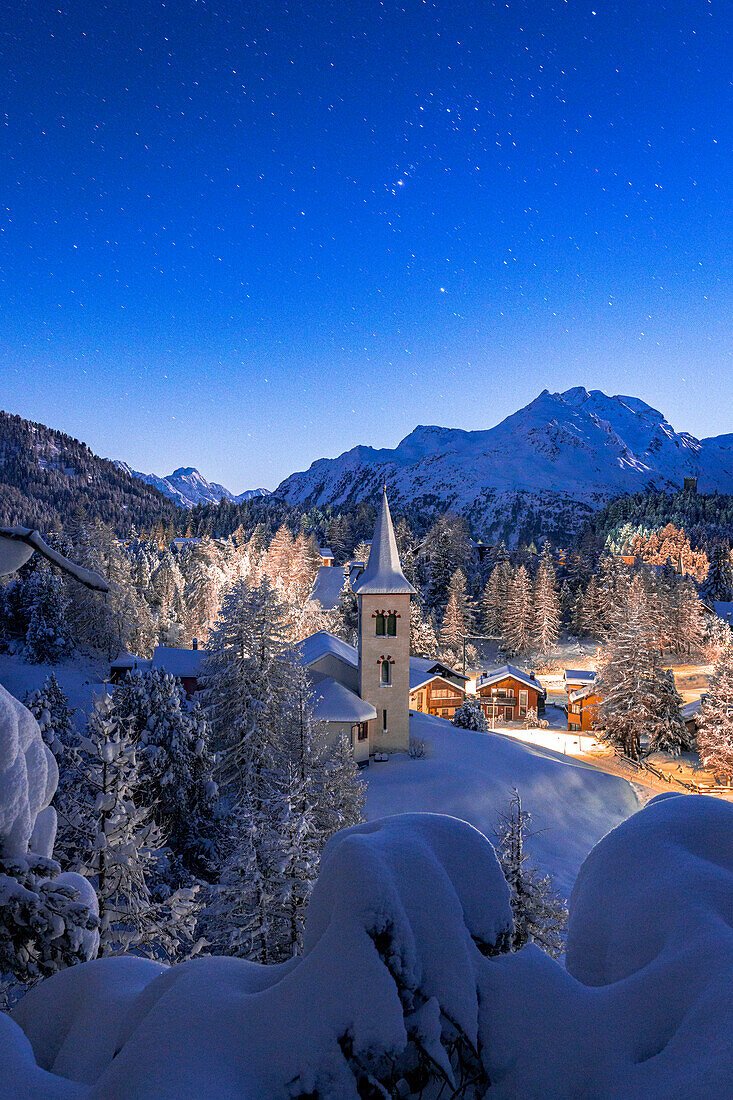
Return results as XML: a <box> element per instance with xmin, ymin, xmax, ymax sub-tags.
<box><xmin>0</xmin><ymin>527</ymin><xmax>109</xmax><ymax>592</ymax></box>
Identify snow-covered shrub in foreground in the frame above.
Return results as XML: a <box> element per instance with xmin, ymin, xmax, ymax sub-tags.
<box><xmin>5</xmin><ymin>796</ymin><xmax>733</xmax><ymax>1098</ymax></box>
<box><xmin>0</xmin><ymin>685</ymin><xmax>98</xmax><ymax>992</ymax></box>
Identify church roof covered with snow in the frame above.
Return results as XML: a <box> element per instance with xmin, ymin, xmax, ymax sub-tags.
<box><xmin>296</xmin><ymin>630</ymin><xmax>358</xmax><ymax>670</ymax></box>
<box><xmin>308</xmin><ymin>672</ymin><xmax>377</xmax><ymax>724</ymax></box>
<box><xmin>352</xmin><ymin>490</ymin><xmax>417</xmax><ymax>596</ymax></box>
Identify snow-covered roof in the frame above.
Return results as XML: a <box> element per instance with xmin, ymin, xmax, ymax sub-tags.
<box><xmin>477</xmin><ymin>664</ymin><xmax>546</xmax><ymax>695</ymax></box>
<box><xmin>151</xmin><ymin>645</ymin><xmax>206</xmax><ymax>678</ymax></box>
<box><xmin>319</xmin><ymin>547</ymin><xmax>334</xmax><ymax>559</ymax></box>
<box><xmin>409</xmin><ymin>656</ymin><xmax>468</xmax><ymax>692</ymax></box>
<box><xmin>569</xmin><ymin>684</ymin><xmax>597</xmax><ymax>703</ymax></box>
<box><xmin>111</xmin><ymin>653</ymin><xmax>152</xmax><ymax>671</ymax></box>
<box><xmin>309</xmin><ymin>565</ymin><xmax>347</xmax><ymax>610</ymax></box>
<box><xmin>564</xmin><ymin>669</ymin><xmax>597</xmax><ymax>684</ymax></box>
<box><xmin>308</xmin><ymin>672</ymin><xmax>377</xmax><ymax>724</ymax></box>
<box><xmin>352</xmin><ymin>490</ymin><xmax>417</xmax><ymax>596</ymax></box>
<box><xmin>681</xmin><ymin>697</ymin><xmax>705</xmax><ymax>719</ymax></box>
<box><xmin>296</xmin><ymin>630</ymin><xmax>358</xmax><ymax>670</ymax></box>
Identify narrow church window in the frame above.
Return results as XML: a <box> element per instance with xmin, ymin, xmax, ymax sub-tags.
<box><xmin>375</xmin><ymin>612</ymin><xmax>385</xmax><ymax>636</ymax></box>
<box><xmin>386</xmin><ymin>612</ymin><xmax>397</xmax><ymax>636</ymax></box>
<box><xmin>382</xmin><ymin>708</ymin><xmax>388</xmax><ymax>732</ymax></box>
<box><xmin>381</xmin><ymin>659</ymin><xmax>391</xmax><ymax>685</ymax></box>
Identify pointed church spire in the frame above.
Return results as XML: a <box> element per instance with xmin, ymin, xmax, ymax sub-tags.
<box><xmin>353</xmin><ymin>489</ymin><xmax>417</xmax><ymax>595</ymax></box>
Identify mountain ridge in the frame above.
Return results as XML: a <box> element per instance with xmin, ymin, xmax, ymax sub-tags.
<box><xmin>114</xmin><ymin>462</ymin><xmax>270</xmax><ymax>508</ymax></box>
<box><xmin>275</xmin><ymin>387</ymin><xmax>733</xmax><ymax>542</ymax></box>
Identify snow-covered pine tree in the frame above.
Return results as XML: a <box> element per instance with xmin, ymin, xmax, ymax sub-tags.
<box><xmin>335</xmin><ymin>569</ymin><xmax>360</xmax><ymax>645</ymax></box>
<box><xmin>646</xmin><ymin>667</ymin><xmax>690</xmax><ymax>756</ymax></box>
<box><xmin>409</xmin><ymin>601</ymin><xmax>439</xmax><ymax>657</ymax></box>
<box><xmin>352</xmin><ymin>539</ymin><xmax>372</xmax><ymax>567</ymax></box>
<box><xmin>503</xmin><ymin>564</ymin><xmax>533</xmax><ymax>655</ymax></box>
<box><xmin>481</xmin><ymin>565</ymin><xmax>504</xmax><ymax>636</ymax></box>
<box><xmin>696</xmin><ymin>641</ymin><xmax>733</xmax><ymax>779</ymax></box>
<box><xmin>23</xmin><ymin>570</ymin><xmax>69</xmax><ymax>663</ymax></box>
<box><xmin>0</xmin><ymin>849</ymin><xmax>99</xmax><ymax>997</ymax></box>
<box><xmin>265</xmin><ymin>524</ymin><xmax>295</xmax><ymax>590</ymax></box>
<box><xmin>439</xmin><ymin>591</ymin><xmax>465</xmax><ymax>654</ymax></box>
<box><xmin>318</xmin><ymin>732</ymin><xmax>366</xmax><ymax>839</ymax></box>
<box><xmin>572</xmin><ymin>573</ymin><xmax>603</xmax><ymax>638</ymax></box>
<box><xmin>452</xmin><ymin>696</ymin><xmax>488</xmax><ymax>731</ymax></box>
<box><xmin>423</xmin><ymin>514</ymin><xmax>472</xmax><ymax>613</ymax></box>
<box><xmin>532</xmin><ymin>543</ymin><xmax>561</xmax><ymax>654</ymax></box>
<box><xmin>24</xmin><ymin>674</ymin><xmax>74</xmax><ymax>753</ymax></box>
<box><xmin>71</xmin><ymin>697</ymin><xmax>199</xmax><ymax>960</ymax></box>
<box><xmin>494</xmin><ymin>789</ymin><xmax>567</xmax><ymax>958</ymax></box>
<box><xmin>202</xmin><ymin>576</ymin><xmax>292</xmax><ymax>799</ymax></box>
<box><xmin>112</xmin><ymin>669</ymin><xmax>219</xmax><ymax>878</ymax></box>
<box><xmin>288</xmin><ymin>531</ymin><xmax>322</xmax><ymax>604</ymax></box>
<box><xmin>701</xmin><ymin>544</ymin><xmax>733</xmax><ymax>603</ymax></box>
<box><xmin>594</xmin><ymin>576</ymin><xmax>665</xmax><ymax>760</ymax></box>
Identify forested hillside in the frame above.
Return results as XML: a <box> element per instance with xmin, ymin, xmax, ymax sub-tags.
<box><xmin>592</xmin><ymin>490</ymin><xmax>733</xmax><ymax>552</ymax></box>
<box><xmin>0</xmin><ymin>411</ymin><xmax>181</xmax><ymax>535</ymax></box>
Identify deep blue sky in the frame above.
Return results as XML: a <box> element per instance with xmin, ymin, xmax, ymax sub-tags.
<box><xmin>1</xmin><ymin>1</ymin><xmax>730</xmax><ymax>491</ymax></box>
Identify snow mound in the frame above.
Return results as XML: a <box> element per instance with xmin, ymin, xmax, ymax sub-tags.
<box><xmin>11</xmin><ymin>814</ymin><xmax>510</xmax><ymax>1099</ymax></box>
<box><xmin>0</xmin><ymin>684</ymin><xmax>58</xmax><ymax>858</ymax></box>
<box><xmin>481</xmin><ymin>794</ymin><xmax>733</xmax><ymax>1099</ymax></box>
<box><xmin>8</xmin><ymin>800</ymin><xmax>733</xmax><ymax>1099</ymax></box>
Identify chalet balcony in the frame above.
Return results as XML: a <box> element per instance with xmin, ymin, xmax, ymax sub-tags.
<box><xmin>480</xmin><ymin>694</ymin><xmax>518</xmax><ymax>707</ymax></box>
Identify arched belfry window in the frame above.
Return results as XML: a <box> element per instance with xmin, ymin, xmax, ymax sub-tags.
<box><xmin>381</xmin><ymin>660</ymin><xmax>391</xmax><ymax>685</ymax></box>
<box><xmin>375</xmin><ymin>612</ymin><xmax>386</xmax><ymax>636</ymax></box>
<box><xmin>386</xmin><ymin>612</ymin><xmax>397</xmax><ymax>636</ymax></box>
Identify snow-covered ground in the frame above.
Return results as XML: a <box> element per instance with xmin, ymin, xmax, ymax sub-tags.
<box><xmin>367</xmin><ymin>710</ymin><xmax>640</xmax><ymax>898</ymax></box>
<box><xmin>0</xmin><ymin>653</ymin><xmax>108</xmax><ymax>728</ymax></box>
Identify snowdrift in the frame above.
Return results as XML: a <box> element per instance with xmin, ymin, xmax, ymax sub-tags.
<box><xmin>4</xmin><ymin>795</ymin><xmax>733</xmax><ymax>1098</ymax></box>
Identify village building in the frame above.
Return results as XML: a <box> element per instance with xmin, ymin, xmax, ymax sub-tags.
<box><xmin>409</xmin><ymin>658</ymin><xmax>468</xmax><ymax>719</ymax></box>
<box><xmin>110</xmin><ymin>641</ymin><xmax>205</xmax><ymax>697</ymax></box>
<box><xmin>563</xmin><ymin>669</ymin><xmax>597</xmax><ymax>695</ymax></box>
<box><xmin>297</xmin><ymin>489</ymin><xmax>416</xmax><ymax>756</ymax></box>
<box><xmin>476</xmin><ymin>665</ymin><xmax>546</xmax><ymax>723</ymax></box>
<box><xmin>567</xmin><ymin>684</ymin><xmax>601</xmax><ymax>732</ymax></box>
<box><xmin>681</xmin><ymin>696</ymin><xmax>705</xmax><ymax>739</ymax></box>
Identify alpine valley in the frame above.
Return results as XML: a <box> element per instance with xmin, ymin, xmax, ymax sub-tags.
<box><xmin>275</xmin><ymin>387</ymin><xmax>733</xmax><ymax>542</ymax></box>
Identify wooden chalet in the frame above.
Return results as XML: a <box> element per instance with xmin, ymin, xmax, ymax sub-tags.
<box><xmin>409</xmin><ymin>658</ymin><xmax>469</xmax><ymax>720</ymax></box>
<box><xmin>110</xmin><ymin>642</ymin><xmax>206</xmax><ymax>698</ymax></box>
<box><xmin>476</xmin><ymin>665</ymin><xmax>546</xmax><ymax>723</ymax></box>
<box><xmin>567</xmin><ymin>684</ymin><xmax>600</xmax><ymax>732</ymax></box>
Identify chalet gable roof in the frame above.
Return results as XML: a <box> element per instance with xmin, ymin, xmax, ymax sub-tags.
<box><xmin>477</xmin><ymin>664</ymin><xmax>546</xmax><ymax>695</ymax></box>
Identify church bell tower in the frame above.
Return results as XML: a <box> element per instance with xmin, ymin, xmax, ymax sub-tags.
<box><xmin>353</xmin><ymin>489</ymin><xmax>416</xmax><ymax>753</ymax></box>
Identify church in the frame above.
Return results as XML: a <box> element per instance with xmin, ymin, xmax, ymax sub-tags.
<box><xmin>296</xmin><ymin>489</ymin><xmax>416</xmax><ymax>761</ymax></box>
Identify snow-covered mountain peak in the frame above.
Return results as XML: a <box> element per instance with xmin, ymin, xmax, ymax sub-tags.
<box><xmin>114</xmin><ymin>462</ymin><xmax>270</xmax><ymax>508</ymax></box>
<box><xmin>275</xmin><ymin>387</ymin><xmax>733</xmax><ymax>543</ymax></box>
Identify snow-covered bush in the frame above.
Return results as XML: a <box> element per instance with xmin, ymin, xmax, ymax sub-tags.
<box><xmin>452</xmin><ymin>696</ymin><xmax>488</xmax><ymax>731</ymax></box>
<box><xmin>0</xmin><ymin>685</ymin><xmax>98</xmax><ymax>996</ymax></box>
<box><xmin>408</xmin><ymin>735</ymin><xmax>427</xmax><ymax>758</ymax></box>
<box><xmin>494</xmin><ymin>790</ymin><xmax>567</xmax><ymax>957</ymax></box>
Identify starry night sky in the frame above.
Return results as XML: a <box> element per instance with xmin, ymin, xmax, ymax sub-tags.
<box><xmin>1</xmin><ymin>1</ymin><xmax>730</xmax><ymax>491</ymax></box>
